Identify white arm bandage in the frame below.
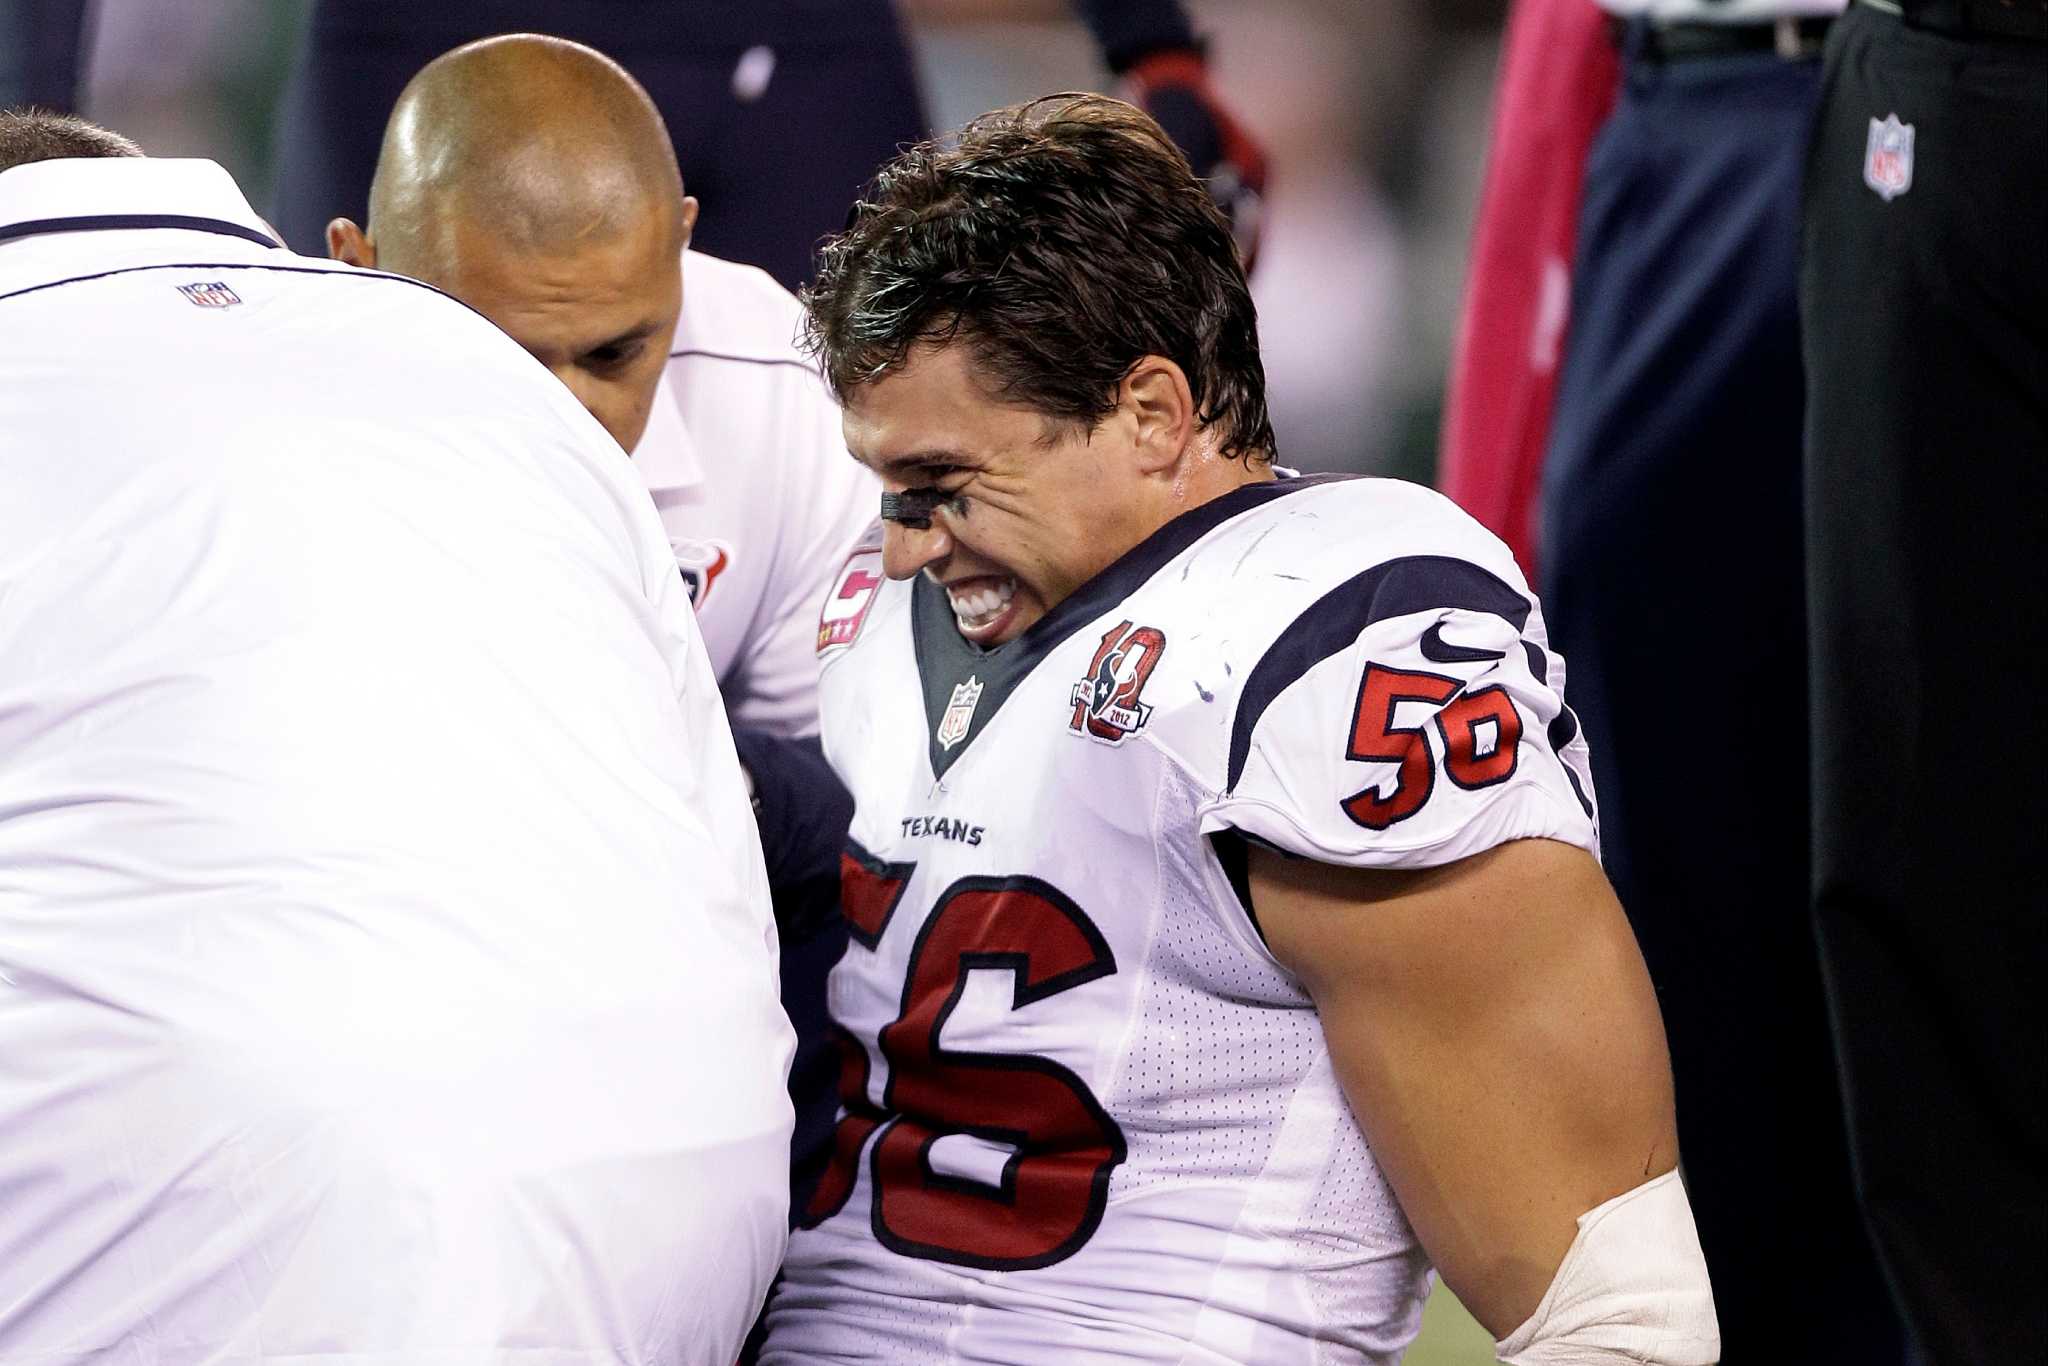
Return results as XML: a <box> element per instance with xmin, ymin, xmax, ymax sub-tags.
<box><xmin>1494</xmin><ymin>1168</ymin><xmax>1721</xmax><ymax>1365</ymax></box>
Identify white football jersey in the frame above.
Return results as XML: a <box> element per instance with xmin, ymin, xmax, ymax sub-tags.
<box><xmin>764</xmin><ymin>474</ymin><xmax>1599</xmax><ymax>1365</ymax></box>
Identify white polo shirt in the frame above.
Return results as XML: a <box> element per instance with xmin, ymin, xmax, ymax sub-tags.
<box><xmin>1596</xmin><ymin>0</ymin><xmax>1844</xmax><ymax>21</ymax></box>
<box><xmin>636</xmin><ymin>249</ymin><xmax>877</xmax><ymax>738</ymax></box>
<box><xmin>0</xmin><ymin>158</ymin><xmax>793</xmax><ymax>1361</ymax></box>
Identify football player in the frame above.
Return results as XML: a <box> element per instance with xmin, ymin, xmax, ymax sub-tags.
<box><xmin>762</xmin><ymin>95</ymin><xmax>1718</xmax><ymax>1365</ymax></box>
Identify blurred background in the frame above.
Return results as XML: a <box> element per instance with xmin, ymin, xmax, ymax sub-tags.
<box><xmin>2</xmin><ymin>3</ymin><xmax>1514</xmax><ymax>1360</ymax></box>
<box><xmin>7</xmin><ymin>0</ymin><xmax>1510</xmax><ymax>494</ymax></box>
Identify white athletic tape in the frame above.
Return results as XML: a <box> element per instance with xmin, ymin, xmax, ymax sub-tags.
<box><xmin>1495</xmin><ymin>1169</ymin><xmax>1721</xmax><ymax>1365</ymax></box>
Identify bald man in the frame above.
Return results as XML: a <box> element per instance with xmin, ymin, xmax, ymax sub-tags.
<box><xmin>326</xmin><ymin>33</ymin><xmax>874</xmax><ymax>1230</ymax></box>
<box><xmin>333</xmin><ymin>34</ymin><xmax>693</xmax><ymax>454</ymax></box>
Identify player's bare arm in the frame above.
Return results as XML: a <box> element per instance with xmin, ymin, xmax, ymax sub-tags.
<box><xmin>1253</xmin><ymin>836</ymin><xmax>1707</xmax><ymax>1350</ymax></box>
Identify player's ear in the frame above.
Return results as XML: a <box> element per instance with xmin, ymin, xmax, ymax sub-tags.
<box><xmin>1122</xmin><ymin>355</ymin><xmax>1197</xmax><ymax>476</ymax></box>
<box><xmin>326</xmin><ymin>218</ymin><xmax>376</xmax><ymax>269</ymax></box>
<box><xmin>677</xmin><ymin>195</ymin><xmax>701</xmax><ymax>252</ymax></box>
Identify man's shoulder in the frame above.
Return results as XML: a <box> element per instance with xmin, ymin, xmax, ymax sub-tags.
<box><xmin>657</xmin><ymin>248</ymin><xmax>843</xmax><ymax>483</ymax></box>
<box><xmin>1130</xmin><ymin>475</ymin><xmax>1594</xmax><ymax>868</ymax></box>
<box><xmin>3</xmin><ymin>239</ymin><xmax>478</xmax><ymax>337</ymax></box>
<box><xmin>1135</xmin><ymin>474</ymin><xmax>1522</xmax><ymax>643</ymax></box>
<box><xmin>668</xmin><ymin>249</ymin><xmax>815</xmax><ymax>373</ymax></box>
<box><xmin>4</xmin><ymin>242</ymin><xmax>588</xmax><ymax>432</ymax></box>
<box><xmin>1117</xmin><ymin>475</ymin><xmax>1536</xmax><ymax>760</ymax></box>
<box><xmin>294</xmin><ymin>258</ymin><xmax>610</xmax><ymax>426</ymax></box>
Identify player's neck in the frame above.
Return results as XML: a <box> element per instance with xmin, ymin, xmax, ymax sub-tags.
<box><xmin>1106</xmin><ymin>440</ymin><xmax>1278</xmax><ymax>570</ymax></box>
<box><xmin>1169</xmin><ymin>443</ymin><xmax>1277</xmax><ymax>517</ymax></box>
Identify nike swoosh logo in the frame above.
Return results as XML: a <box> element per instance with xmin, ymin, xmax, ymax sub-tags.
<box><xmin>1420</xmin><ymin>621</ymin><xmax>1507</xmax><ymax>664</ymax></box>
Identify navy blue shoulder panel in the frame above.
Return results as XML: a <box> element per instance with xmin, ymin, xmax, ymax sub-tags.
<box><xmin>1225</xmin><ymin>554</ymin><xmax>1532</xmax><ymax>790</ymax></box>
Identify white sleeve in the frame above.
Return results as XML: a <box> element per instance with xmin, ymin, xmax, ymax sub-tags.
<box><xmin>1204</xmin><ymin>595</ymin><xmax>1597</xmax><ymax>870</ymax></box>
<box><xmin>721</xmin><ymin>373</ymin><xmax>877</xmax><ymax>738</ymax></box>
<box><xmin>638</xmin><ymin>501</ymin><xmax>778</xmax><ymax>960</ymax></box>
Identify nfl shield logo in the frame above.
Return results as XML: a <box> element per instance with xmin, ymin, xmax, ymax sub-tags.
<box><xmin>936</xmin><ymin>676</ymin><xmax>983</xmax><ymax>751</ymax></box>
<box><xmin>176</xmin><ymin>281</ymin><xmax>242</xmax><ymax>308</ymax></box>
<box><xmin>1864</xmin><ymin>114</ymin><xmax>1914</xmax><ymax>202</ymax></box>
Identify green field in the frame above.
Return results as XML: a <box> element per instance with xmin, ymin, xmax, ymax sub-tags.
<box><xmin>1402</xmin><ymin>1280</ymin><xmax>1498</xmax><ymax>1366</ymax></box>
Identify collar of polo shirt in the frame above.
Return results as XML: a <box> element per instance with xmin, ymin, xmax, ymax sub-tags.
<box><xmin>631</xmin><ymin>368</ymin><xmax>705</xmax><ymax>493</ymax></box>
<box><xmin>0</xmin><ymin>157</ymin><xmax>282</xmax><ymax>249</ymax></box>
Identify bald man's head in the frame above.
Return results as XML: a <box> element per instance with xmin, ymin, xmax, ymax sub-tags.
<box><xmin>329</xmin><ymin>35</ymin><xmax>698</xmax><ymax>452</ymax></box>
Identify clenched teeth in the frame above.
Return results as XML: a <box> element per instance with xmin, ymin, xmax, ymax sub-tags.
<box><xmin>949</xmin><ymin>577</ymin><xmax>1017</xmax><ymax>629</ymax></box>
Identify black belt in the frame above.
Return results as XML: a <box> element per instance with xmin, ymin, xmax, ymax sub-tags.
<box><xmin>1622</xmin><ymin>14</ymin><xmax>1835</xmax><ymax>62</ymax></box>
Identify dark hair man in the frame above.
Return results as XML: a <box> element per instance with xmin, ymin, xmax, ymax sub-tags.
<box><xmin>760</xmin><ymin>95</ymin><xmax>1718</xmax><ymax>1365</ymax></box>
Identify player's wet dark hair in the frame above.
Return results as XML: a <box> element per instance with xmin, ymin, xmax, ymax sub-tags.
<box><xmin>802</xmin><ymin>93</ymin><xmax>1275</xmax><ymax>464</ymax></box>
<box><xmin>0</xmin><ymin>107</ymin><xmax>143</xmax><ymax>173</ymax></box>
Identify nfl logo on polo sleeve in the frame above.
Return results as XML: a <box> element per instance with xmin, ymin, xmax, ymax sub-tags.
<box><xmin>176</xmin><ymin>281</ymin><xmax>242</xmax><ymax>308</ymax></box>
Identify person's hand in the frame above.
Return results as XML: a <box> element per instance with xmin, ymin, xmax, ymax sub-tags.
<box><xmin>1122</xmin><ymin>48</ymin><xmax>1269</xmax><ymax>270</ymax></box>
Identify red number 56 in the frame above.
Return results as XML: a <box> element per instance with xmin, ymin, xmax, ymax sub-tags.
<box><xmin>1341</xmin><ymin>663</ymin><xmax>1522</xmax><ymax>829</ymax></box>
<box><xmin>804</xmin><ymin>853</ymin><xmax>1126</xmax><ymax>1272</ymax></box>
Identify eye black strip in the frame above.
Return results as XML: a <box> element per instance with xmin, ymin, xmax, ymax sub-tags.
<box><xmin>881</xmin><ymin>488</ymin><xmax>948</xmax><ymax>529</ymax></box>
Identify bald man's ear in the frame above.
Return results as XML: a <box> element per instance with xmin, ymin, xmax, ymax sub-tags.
<box><xmin>678</xmin><ymin>195</ymin><xmax>700</xmax><ymax>251</ymax></box>
<box><xmin>326</xmin><ymin>218</ymin><xmax>376</xmax><ymax>270</ymax></box>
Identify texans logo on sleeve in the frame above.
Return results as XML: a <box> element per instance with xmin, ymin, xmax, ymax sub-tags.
<box><xmin>671</xmin><ymin>538</ymin><xmax>733</xmax><ymax>610</ymax></box>
<box><xmin>818</xmin><ymin>545</ymin><xmax>884</xmax><ymax>655</ymax></box>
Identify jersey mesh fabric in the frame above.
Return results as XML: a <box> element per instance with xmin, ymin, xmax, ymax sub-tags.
<box><xmin>1107</xmin><ymin>766</ymin><xmax>1316</xmax><ymax>1203</ymax></box>
<box><xmin>1111</xmin><ymin>762</ymin><xmax>1430</xmax><ymax>1364</ymax></box>
<box><xmin>1296</xmin><ymin>1120</ymin><xmax>1433</xmax><ymax>1363</ymax></box>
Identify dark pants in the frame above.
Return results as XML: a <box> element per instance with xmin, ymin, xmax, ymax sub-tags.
<box><xmin>1802</xmin><ymin>6</ymin><xmax>2048</xmax><ymax>1363</ymax></box>
<box><xmin>268</xmin><ymin>0</ymin><xmax>927</xmax><ymax>289</ymax></box>
<box><xmin>1542</xmin><ymin>30</ymin><xmax>1904</xmax><ymax>1363</ymax></box>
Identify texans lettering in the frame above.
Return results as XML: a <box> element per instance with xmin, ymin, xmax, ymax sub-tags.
<box><xmin>899</xmin><ymin>816</ymin><xmax>986</xmax><ymax>846</ymax></box>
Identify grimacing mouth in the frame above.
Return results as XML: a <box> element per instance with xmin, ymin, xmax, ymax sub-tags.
<box><xmin>946</xmin><ymin>575</ymin><xmax>1018</xmax><ymax>633</ymax></box>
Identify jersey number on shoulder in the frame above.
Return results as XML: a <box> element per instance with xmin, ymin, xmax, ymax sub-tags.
<box><xmin>802</xmin><ymin>848</ymin><xmax>1127</xmax><ymax>1271</ymax></box>
<box><xmin>1342</xmin><ymin>662</ymin><xmax>1522</xmax><ymax>829</ymax></box>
